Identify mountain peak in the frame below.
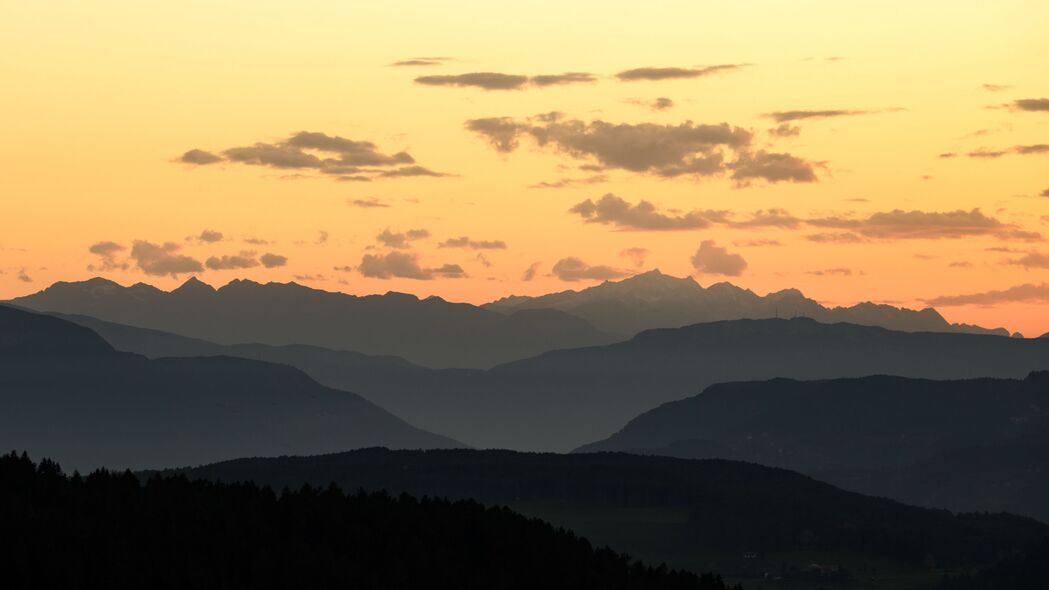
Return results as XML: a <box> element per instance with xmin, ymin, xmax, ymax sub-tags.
<box><xmin>171</xmin><ymin>276</ymin><xmax>215</xmax><ymax>296</ymax></box>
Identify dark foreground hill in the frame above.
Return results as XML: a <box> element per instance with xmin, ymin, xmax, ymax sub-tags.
<box><xmin>0</xmin><ymin>453</ymin><xmax>725</xmax><ymax>590</ymax></box>
<box><xmin>60</xmin><ymin>313</ymin><xmax>1049</xmax><ymax>452</ymax></box>
<box><xmin>151</xmin><ymin>448</ymin><xmax>1049</xmax><ymax>584</ymax></box>
<box><xmin>578</xmin><ymin>374</ymin><xmax>1049</xmax><ymax>521</ymax></box>
<box><xmin>10</xmin><ymin>277</ymin><xmax>620</xmax><ymax>368</ymax></box>
<box><xmin>0</xmin><ymin>305</ymin><xmax>461</xmax><ymax>471</ymax></box>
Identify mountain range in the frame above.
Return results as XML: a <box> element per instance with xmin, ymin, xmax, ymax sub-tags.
<box><xmin>10</xmin><ymin>277</ymin><xmax>619</xmax><ymax>369</ymax></box>
<box><xmin>44</xmin><ymin>310</ymin><xmax>1049</xmax><ymax>453</ymax></box>
<box><xmin>0</xmin><ymin>305</ymin><xmax>461</xmax><ymax>471</ymax></box>
<box><xmin>578</xmin><ymin>373</ymin><xmax>1049</xmax><ymax>521</ymax></box>
<box><xmin>485</xmin><ymin>269</ymin><xmax>1012</xmax><ymax>337</ymax></box>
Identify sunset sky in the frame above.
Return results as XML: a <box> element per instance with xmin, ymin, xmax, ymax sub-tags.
<box><xmin>2</xmin><ymin>1</ymin><xmax>1048</xmax><ymax>335</ymax></box>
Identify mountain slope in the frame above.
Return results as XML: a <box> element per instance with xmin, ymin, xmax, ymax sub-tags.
<box><xmin>485</xmin><ymin>269</ymin><xmax>1009</xmax><ymax>336</ymax></box>
<box><xmin>151</xmin><ymin>448</ymin><xmax>1049</xmax><ymax>576</ymax></box>
<box><xmin>0</xmin><ymin>305</ymin><xmax>462</xmax><ymax>471</ymax></box>
<box><xmin>42</xmin><ymin>313</ymin><xmax>1049</xmax><ymax>453</ymax></box>
<box><xmin>10</xmin><ymin>277</ymin><xmax>620</xmax><ymax>368</ymax></box>
<box><xmin>577</xmin><ymin>373</ymin><xmax>1049</xmax><ymax>520</ymax></box>
<box><xmin>1</xmin><ymin>453</ymin><xmax>727</xmax><ymax>590</ymax></box>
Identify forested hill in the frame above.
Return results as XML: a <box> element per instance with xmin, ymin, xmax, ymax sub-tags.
<box><xmin>0</xmin><ymin>452</ymin><xmax>730</xmax><ymax>590</ymax></box>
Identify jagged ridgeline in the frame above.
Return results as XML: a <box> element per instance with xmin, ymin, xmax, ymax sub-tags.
<box><xmin>0</xmin><ymin>453</ymin><xmax>732</xmax><ymax>590</ymax></box>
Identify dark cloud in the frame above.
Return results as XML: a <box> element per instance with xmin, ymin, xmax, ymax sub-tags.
<box><xmin>89</xmin><ymin>241</ymin><xmax>125</xmax><ymax>257</ymax></box>
<box><xmin>806</xmin><ymin>267</ymin><xmax>853</xmax><ymax>276</ymax></box>
<box><xmin>1007</xmin><ymin>252</ymin><xmax>1049</xmax><ymax>269</ymax></box>
<box><xmin>389</xmin><ymin>57</ymin><xmax>454</xmax><ymax>67</ymax></box>
<box><xmin>528</xmin><ymin>174</ymin><xmax>608</xmax><ymax>189</ymax></box>
<box><xmin>1011</xmin><ymin>98</ymin><xmax>1049</xmax><ymax>112</ymax></box>
<box><xmin>205</xmin><ymin>252</ymin><xmax>259</xmax><ymax>270</ymax></box>
<box><xmin>736</xmin><ymin>239</ymin><xmax>782</xmax><ymax>247</ymax></box>
<box><xmin>766</xmin><ymin>110</ymin><xmax>865</xmax><ymax>123</ymax></box>
<box><xmin>17</xmin><ymin>269</ymin><xmax>32</xmax><ymax>283</ymax></box>
<box><xmin>530</xmin><ymin>72</ymin><xmax>597</xmax><ymax>86</ymax></box>
<box><xmin>377</xmin><ymin>228</ymin><xmax>430</xmax><ymax>249</ymax></box>
<box><xmin>731</xmin><ymin>208</ymin><xmax>803</xmax><ymax>229</ymax></box>
<box><xmin>729</xmin><ymin>151</ymin><xmax>819</xmax><ymax>185</ymax></box>
<box><xmin>1041</xmin><ymin>188</ymin><xmax>1049</xmax><ymax>198</ymax></box>
<box><xmin>619</xmin><ymin>247</ymin><xmax>649</xmax><ymax>267</ymax></box>
<box><xmin>626</xmin><ymin>97</ymin><xmax>675</xmax><ymax>111</ymax></box>
<box><xmin>130</xmin><ymin>241</ymin><xmax>204</xmax><ymax>277</ymax></box>
<box><xmin>962</xmin><ymin>144</ymin><xmax>1049</xmax><ymax>158</ymax></box>
<box><xmin>569</xmin><ymin>193</ymin><xmax>724</xmax><ymax>230</ymax></box>
<box><xmin>197</xmin><ymin>229</ymin><xmax>224</xmax><ymax>243</ymax></box>
<box><xmin>439</xmin><ymin>236</ymin><xmax>507</xmax><ymax>249</ymax></box>
<box><xmin>949</xmin><ymin>261</ymin><xmax>973</xmax><ymax>268</ymax></box>
<box><xmin>522</xmin><ymin>262</ymin><xmax>541</xmax><ymax>281</ymax></box>
<box><xmin>925</xmin><ymin>283</ymin><xmax>1049</xmax><ymax>306</ymax></box>
<box><xmin>87</xmin><ymin>241</ymin><xmax>129</xmax><ymax>271</ymax></box>
<box><xmin>180</xmin><ymin>149</ymin><xmax>223</xmax><ymax>165</ymax></box>
<box><xmin>349</xmin><ymin>198</ymin><xmax>389</xmax><ymax>208</ymax></box>
<box><xmin>690</xmin><ymin>240</ymin><xmax>747</xmax><ymax>276</ymax></box>
<box><xmin>358</xmin><ymin>251</ymin><xmax>465</xmax><ymax>280</ymax></box>
<box><xmin>260</xmin><ymin>253</ymin><xmax>287</xmax><ymax>268</ymax></box>
<box><xmin>615</xmin><ymin>64</ymin><xmax>745</xmax><ymax>81</ymax></box>
<box><xmin>415</xmin><ymin>72</ymin><xmax>529</xmax><ymax>90</ymax></box>
<box><xmin>179</xmin><ymin>131</ymin><xmax>444</xmax><ymax>181</ymax></box>
<box><xmin>551</xmin><ymin>257</ymin><xmax>630</xmax><ymax>282</ymax></box>
<box><xmin>244</xmin><ymin>237</ymin><xmax>271</xmax><ymax>245</ymax></box>
<box><xmin>769</xmin><ymin>124</ymin><xmax>801</xmax><ymax>137</ymax></box>
<box><xmin>466</xmin><ymin>114</ymin><xmax>819</xmax><ymax>184</ymax></box>
<box><xmin>808</xmin><ymin>208</ymin><xmax>1039</xmax><ymax>240</ymax></box>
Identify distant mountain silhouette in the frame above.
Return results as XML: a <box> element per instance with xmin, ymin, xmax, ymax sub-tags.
<box><xmin>10</xmin><ymin>277</ymin><xmax>620</xmax><ymax>368</ymax></box>
<box><xmin>3</xmin><ymin>453</ymin><xmax>727</xmax><ymax>590</ymax></box>
<box><xmin>151</xmin><ymin>448</ymin><xmax>1049</xmax><ymax>574</ymax></box>
<box><xmin>578</xmin><ymin>373</ymin><xmax>1049</xmax><ymax>521</ymax></box>
<box><xmin>485</xmin><ymin>269</ymin><xmax>1009</xmax><ymax>336</ymax></box>
<box><xmin>0</xmin><ymin>305</ymin><xmax>462</xmax><ymax>471</ymax></box>
<box><xmin>43</xmin><ymin>314</ymin><xmax>1049</xmax><ymax>453</ymax></box>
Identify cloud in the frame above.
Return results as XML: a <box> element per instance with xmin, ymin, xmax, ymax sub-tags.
<box><xmin>569</xmin><ymin>193</ymin><xmax>724</xmax><ymax>230</ymax></box>
<box><xmin>736</xmin><ymin>239</ymin><xmax>782</xmax><ymax>247</ymax></box>
<box><xmin>690</xmin><ymin>240</ymin><xmax>747</xmax><ymax>276</ymax></box>
<box><xmin>619</xmin><ymin>247</ymin><xmax>649</xmax><ymax>267</ymax></box>
<box><xmin>377</xmin><ymin>228</ymin><xmax>430</xmax><ymax>249</ymax></box>
<box><xmin>925</xmin><ymin>283</ymin><xmax>1049</xmax><ymax>306</ymax></box>
<box><xmin>260</xmin><ymin>253</ymin><xmax>287</xmax><ymax>268</ymax></box>
<box><xmin>626</xmin><ymin>97</ymin><xmax>675</xmax><ymax>111</ymax></box>
<box><xmin>180</xmin><ymin>149</ymin><xmax>223</xmax><ymax>165</ymax></box>
<box><xmin>769</xmin><ymin>124</ymin><xmax>801</xmax><ymax>137</ymax></box>
<box><xmin>197</xmin><ymin>229</ymin><xmax>224</xmax><ymax>243</ymax></box>
<box><xmin>1041</xmin><ymin>188</ymin><xmax>1049</xmax><ymax>198</ymax></box>
<box><xmin>530</xmin><ymin>72</ymin><xmax>597</xmax><ymax>86</ymax></box>
<box><xmin>178</xmin><ymin>131</ymin><xmax>445</xmax><ymax>181</ymax></box>
<box><xmin>316</xmin><ymin>231</ymin><xmax>329</xmax><ymax>244</ymax></box>
<box><xmin>808</xmin><ymin>208</ymin><xmax>1039</xmax><ymax>240</ymax></box>
<box><xmin>949</xmin><ymin>261</ymin><xmax>972</xmax><ymax>268</ymax></box>
<box><xmin>414</xmin><ymin>72</ymin><xmax>530</xmax><ymax>90</ymax></box>
<box><xmin>130</xmin><ymin>241</ymin><xmax>204</xmax><ymax>277</ymax></box>
<box><xmin>358</xmin><ymin>251</ymin><xmax>464</xmax><ymax>280</ymax></box>
<box><xmin>87</xmin><ymin>241</ymin><xmax>129</xmax><ymax>271</ymax></box>
<box><xmin>1010</xmin><ymin>98</ymin><xmax>1049</xmax><ymax>112</ymax></box>
<box><xmin>389</xmin><ymin>57</ymin><xmax>453</xmax><ymax>67</ymax></box>
<box><xmin>528</xmin><ymin>174</ymin><xmax>608</xmax><ymax>189</ymax></box>
<box><xmin>439</xmin><ymin>236</ymin><xmax>507</xmax><ymax>249</ymax></box>
<box><xmin>244</xmin><ymin>236</ymin><xmax>270</xmax><ymax>245</ymax></box>
<box><xmin>615</xmin><ymin>64</ymin><xmax>745</xmax><ymax>81</ymax></box>
<box><xmin>551</xmin><ymin>257</ymin><xmax>630</xmax><ymax>282</ymax></box>
<box><xmin>349</xmin><ymin>197</ymin><xmax>389</xmax><ymax>208</ymax></box>
<box><xmin>765</xmin><ymin>109</ymin><xmax>868</xmax><ymax>123</ymax></box>
<box><xmin>205</xmin><ymin>252</ymin><xmax>260</xmax><ymax>270</ymax></box>
<box><xmin>1007</xmin><ymin>252</ymin><xmax>1049</xmax><ymax>269</ymax></box>
<box><xmin>464</xmin><ymin>117</ymin><xmax>526</xmax><ymax>152</ymax></box>
<box><xmin>17</xmin><ymin>269</ymin><xmax>32</xmax><ymax>283</ymax></box>
<box><xmin>729</xmin><ymin>151</ymin><xmax>819</xmax><ymax>185</ymax></box>
<box><xmin>982</xmin><ymin>84</ymin><xmax>1012</xmax><ymax>92</ymax></box>
<box><xmin>731</xmin><ymin>208</ymin><xmax>802</xmax><ymax>229</ymax></box>
<box><xmin>961</xmin><ymin>144</ymin><xmax>1049</xmax><ymax>158</ymax></box>
<box><xmin>806</xmin><ymin>267</ymin><xmax>853</xmax><ymax>276</ymax></box>
<box><xmin>522</xmin><ymin>262</ymin><xmax>541</xmax><ymax>281</ymax></box>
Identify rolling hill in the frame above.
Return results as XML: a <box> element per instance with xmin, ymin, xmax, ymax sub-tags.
<box><xmin>0</xmin><ymin>305</ymin><xmax>462</xmax><ymax>471</ymax></box>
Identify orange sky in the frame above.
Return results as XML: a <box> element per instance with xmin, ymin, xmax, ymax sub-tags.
<box><xmin>2</xmin><ymin>1</ymin><xmax>1048</xmax><ymax>335</ymax></box>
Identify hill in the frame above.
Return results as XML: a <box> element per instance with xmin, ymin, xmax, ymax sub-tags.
<box><xmin>10</xmin><ymin>277</ymin><xmax>620</xmax><ymax>368</ymax></box>
<box><xmin>151</xmin><ymin>448</ymin><xmax>1049</xmax><ymax>587</ymax></box>
<box><xmin>44</xmin><ymin>314</ymin><xmax>1049</xmax><ymax>453</ymax></box>
<box><xmin>578</xmin><ymin>374</ymin><xmax>1049</xmax><ymax>521</ymax></box>
<box><xmin>485</xmin><ymin>269</ymin><xmax>1008</xmax><ymax>336</ymax></box>
<box><xmin>0</xmin><ymin>305</ymin><xmax>461</xmax><ymax>471</ymax></box>
<box><xmin>0</xmin><ymin>452</ymin><xmax>725</xmax><ymax>590</ymax></box>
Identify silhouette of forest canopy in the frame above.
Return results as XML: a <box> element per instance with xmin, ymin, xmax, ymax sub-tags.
<box><xmin>0</xmin><ymin>452</ymin><xmax>734</xmax><ymax>590</ymax></box>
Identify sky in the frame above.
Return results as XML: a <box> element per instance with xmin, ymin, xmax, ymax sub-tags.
<box><xmin>2</xmin><ymin>1</ymin><xmax>1048</xmax><ymax>335</ymax></box>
